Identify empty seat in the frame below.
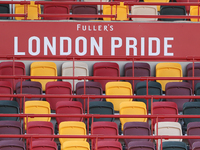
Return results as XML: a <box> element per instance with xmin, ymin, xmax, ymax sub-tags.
<box><xmin>187</xmin><ymin>122</ymin><xmax>200</xmax><ymax>149</ymax></box>
<box><xmin>30</xmin><ymin>141</ymin><xmax>58</xmax><ymax>150</ymax></box>
<box><xmin>43</xmin><ymin>4</ymin><xmax>70</xmax><ymax>20</ymax></box>
<box><xmin>0</xmin><ymin>100</ymin><xmax>19</xmax><ymax>121</ymax></box>
<box><xmin>186</xmin><ymin>63</ymin><xmax>200</xmax><ymax>87</ymax></box>
<box><xmin>119</xmin><ymin>101</ymin><xmax>147</xmax><ymax>131</ymax></box>
<box><xmin>24</xmin><ymin>101</ymin><xmax>51</xmax><ymax>129</ymax></box>
<box><xmin>128</xmin><ymin>141</ymin><xmax>155</xmax><ymax>150</ymax></box>
<box><xmin>46</xmin><ymin>81</ymin><xmax>72</xmax><ymax>111</ymax></box>
<box><xmin>162</xmin><ymin>141</ymin><xmax>187</xmax><ymax>150</ymax></box>
<box><xmin>0</xmin><ymin>140</ymin><xmax>25</xmax><ymax>150</ymax></box>
<box><xmin>195</xmin><ymin>82</ymin><xmax>200</xmax><ymax>101</ymax></box>
<box><xmin>56</xmin><ymin>101</ymin><xmax>83</xmax><ymax>126</ymax></box>
<box><xmin>105</xmin><ymin>81</ymin><xmax>133</xmax><ymax>111</ymax></box>
<box><xmin>62</xmin><ymin>62</ymin><xmax>89</xmax><ymax>91</ymax></box>
<box><xmin>63</xmin><ymin>141</ymin><xmax>90</xmax><ymax>150</ymax></box>
<box><xmin>30</xmin><ymin>62</ymin><xmax>57</xmax><ymax>91</ymax></box>
<box><xmin>15</xmin><ymin>81</ymin><xmax>43</xmax><ymax>109</ymax></box>
<box><xmin>71</xmin><ymin>5</ymin><xmax>98</xmax><ymax>20</ymax></box>
<box><xmin>156</xmin><ymin>62</ymin><xmax>182</xmax><ymax>91</ymax></box>
<box><xmin>160</xmin><ymin>6</ymin><xmax>186</xmax><ymax>21</ymax></box>
<box><xmin>15</xmin><ymin>1</ymin><xmax>41</xmax><ymax>20</ymax></box>
<box><xmin>96</xmin><ymin>141</ymin><xmax>122</xmax><ymax>150</ymax></box>
<box><xmin>135</xmin><ymin>81</ymin><xmax>162</xmax><ymax>111</ymax></box>
<box><xmin>124</xmin><ymin>62</ymin><xmax>151</xmax><ymax>91</ymax></box>
<box><xmin>0</xmin><ymin>4</ymin><xmax>10</xmax><ymax>20</ymax></box>
<box><xmin>192</xmin><ymin>141</ymin><xmax>200</xmax><ymax>150</ymax></box>
<box><xmin>123</xmin><ymin>122</ymin><xmax>151</xmax><ymax>149</ymax></box>
<box><xmin>84</xmin><ymin>0</ymin><xmax>109</xmax><ymax>12</ymax></box>
<box><xmin>190</xmin><ymin>6</ymin><xmax>200</xmax><ymax>22</ymax></box>
<box><xmin>103</xmin><ymin>2</ymin><xmax>129</xmax><ymax>21</ymax></box>
<box><xmin>0</xmin><ymin>81</ymin><xmax>13</xmax><ymax>100</ymax></box>
<box><xmin>152</xmin><ymin>102</ymin><xmax>179</xmax><ymax>130</ymax></box>
<box><xmin>27</xmin><ymin>121</ymin><xmax>54</xmax><ymax>142</ymax></box>
<box><xmin>165</xmin><ymin>82</ymin><xmax>192</xmax><ymax>112</ymax></box>
<box><xmin>154</xmin><ymin>122</ymin><xmax>182</xmax><ymax>150</ymax></box>
<box><xmin>91</xmin><ymin>121</ymin><xmax>118</xmax><ymax>148</ymax></box>
<box><xmin>59</xmin><ymin>121</ymin><xmax>86</xmax><ymax>149</ymax></box>
<box><xmin>143</xmin><ymin>0</ymin><xmax>169</xmax><ymax>11</ymax></box>
<box><xmin>114</xmin><ymin>0</ymin><xmax>139</xmax><ymax>10</ymax></box>
<box><xmin>93</xmin><ymin>62</ymin><xmax>120</xmax><ymax>91</ymax></box>
<box><xmin>0</xmin><ymin>120</ymin><xmax>22</xmax><ymax>141</ymax></box>
<box><xmin>0</xmin><ymin>61</ymin><xmax>25</xmax><ymax>91</ymax></box>
<box><xmin>76</xmin><ymin>81</ymin><xmax>103</xmax><ymax>111</ymax></box>
<box><xmin>131</xmin><ymin>5</ymin><xmax>158</xmax><ymax>21</ymax></box>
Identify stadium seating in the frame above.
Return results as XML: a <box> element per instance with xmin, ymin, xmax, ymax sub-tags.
<box><xmin>0</xmin><ymin>4</ymin><xmax>10</xmax><ymax>20</ymax></box>
<box><xmin>162</xmin><ymin>141</ymin><xmax>187</xmax><ymax>150</ymax></box>
<box><xmin>83</xmin><ymin>0</ymin><xmax>108</xmax><ymax>12</ymax></box>
<box><xmin>96</xmin><ymin>141</ymin><xmax>122</xmax><ymax>150</ymax></box>
<box><xmin>0</xmin><ymin>140</ymin><xmax>25</xmax><ymax>150</ymax></box>
<box><xmin>30</xmin><ymin>140</ymin><xmax>58</xmax><ymax>150</ymax></box>
<box><xmin>176</xmin><ymin>0</ymin><xmax>199</xmax><ymax>13</ymax></box>
<box><xmin>165</xmin><ymin>82</ymin><xmax>192</xmax><ymax>112</ymax></box>
<box><xmin>190</xmin><ymin>6</ymin><xmax>200</xmax><ymax>22</ymax></box>
<box><xmin>45</xmin><ymin>81</ymin><xmax>72</xmax><ymax>110</ymax></box>
<box><xmin>186</xmin><ymin>63</ymin><xmax>200</xmax><ymax>86</ymax></box>
<box><xmin>31</xmin><ymin>62</ymin><xmax>57</xmax><ymax>91</ymax></box>
<box><xmin>192</xmin><ymin>141</ymin><xmax>200</xmax><ymax>150</ymax></box>
<box><xmin>15</xmin><ymin>1</ymin><xmax>41</xmax><ymax>20</ymax></box>
<box><xmin>0</xmin><ymin>81</ymin><xmax>13</xmax><ymax>100</ymax></box>
<box><xmin>105</xmin><ymin>81</ymin><xmax>133</xmax><ymax>111</ymax></box>
<box><xmin>93</xmin><ymin>62</ymin><xmax>120</xmax><ymax>91</ymax></box>
<box><xmin>119</xmin><ymin>101</ymin><xmax>147</xmax><ymax>131</ymax></box>
<box><xmin>135</xmin><ymin>81</ymin><xmax>162</xmax><ymax>111</ymax></box>
<box><xmin>71</xmin><ymin>5</ymin><xmax>98</xmax><ymax>20</ymax></box>
<box><xmin>0</xmin><ymin>120</ymin><xmax>22</xmax><ymax>141</ymax></box>
<box><xmin>0</xmin><ymin>61</ymin><xmax>25</xmax><ymax>91</ymax></box>
<box><xmin>114</xmin><ymin>0</ymin><xmax>139</xmax><ymax>10</ymax></box>
<box><xmin>123</xmin><ymin>122</ymin><xmax>151</xmax><ymax>149</ymax></box>
<box><xmin>195</xmin><ymin>82</ymin><xmax>200</xmax><ymax>101</ymax></box>
<box><xmin>128</xmin><ymin>141</ymin><xmax>155</xmax><ymax>150</ymax></box>
<box><xmin>143</xmin><ymin>0</ymin><xmax>169</xmax><ymax>11</ymax></box>
<box><xmin>187</xmin><ymin>122</ymin><xmax>200</xmax><ymax>150</ymax></box>
<box><xmin>124</xmin><ymin>62</ymin><xmax>151</xmax><ymax>91</ymax></box>
<box><xmin>131</xmin><ymin>5</ymin><xmax>158</xmax><ymax>21</ymax></box>
<box><xmin>43</xmin><ymin>4</ymin><xmax>70</xmax><ymax>20</ymax></box>
<box><xmin>62</xmin><ymin>62</ymin><xmax>89</xmax><ymax>91</ymax></box>
<box><xmin>63</xmin><ymin>141</ymin><xmax>90</xmax><ymax>150</ymax></box>
<box><xmin>76</xmin><ymin>81</ymin><xmax>103</xmax><ymax>111</ymax></box>
<box><xmin>156</xmin><ymin>62</ymin><xmax>182</xmax><ymax>91</ymax></box>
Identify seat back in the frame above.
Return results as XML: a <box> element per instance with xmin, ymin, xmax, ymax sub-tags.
<box><xmin>71</xmin><ymin>5</ymin><xmax>98</xmax><ymax>20</ymax></box>
<box><xmin>62</xmin><ymin>62</ymin><xmax>89</xmax><ymax>91</ymax></box>
<box><xmin>103</xmin><ymin>2</ymin><xmax>129</xmax><ymax>21</ymax></box>
<box><xmin>91</xmin><ymin>121</ymin><xmax>118</xmax><ymax>148</ymax></box>
<box><xmin>59</xmin><ymin>121</ymin><xmax>86</xmax><ymax>146</ymax></box>
<box><xmin>0</xmin><ymin>61</ymin><xmax>25</xmax><ymax>91</ymax></box>
<box><xmin>0</xmin><ymin>81</ymin><xmax>13</xmax><ymax>100</ymax></box>
<box><xmin>30</xmin><ymin>62</ymin><xmax>57</xmax><ymax>91</ymax></box>
<box><xmin>0</xmin><ymin>4</ymin><xmax>10</xmax><ymax>20</ymax></box>
<box><xmin>96</xmin><ymin>141</ymin><xmax>122</xmax><ymax>150</ymax></box>
<box><xmin>131</xmin><ymin>5</ymin><xmax>157</xmax><ymax>21</ymax></box>
<box><xmin>114</xmin><ymin>0</ymin><xmax>139</xmax><ymax>10</ymax></box>
<box><xmin>56</xmin><ymin>101</ymin><xmax>83</xmax><ymax>125</ymax></box>
<box><xmin>46</xmin><ymin>81</ymin><xmax>72</xmax><ymax>110</ymax></box>
<box><xmin>105</xmin><ymin>81</ymin><xmax>133</xmax><ymax>111</ymax></box>
<box><xmin>123</xmin><ymin>122</ymin><xmax>151</xmax><ymax>148</ymax></box>
<box><xmin>15</xmin><ymin>1</ymin><xmax>41</xmax><ymax>20</ymax></box>
<box><xmin>30</xmin><ymin>141</ymin><xmax>58</xmax><ymax>150</ymax></box>
<box><xmin>165</xmin><ymin>82</ymin><xmax>192</xmax><ymax>111</ymax></box>
<box><xmin>0</xmin><ymin>100</ymin><xmax>19</xmax><ymax>121</ymax></box>
<box><xmin>152</xmin><ymin>102</ymin><xmax>179</xmax><ymax>129</ymax></box>
<box><xmin>187</xmin><ymin>122</ymin><xmax>200</xmax><ymax>149</ymax></box>
<box><xmin>190</xmin><ymin>6</ymin><xmax>200</xmax><ymax>22</ymax></box>
<box><xmin>76</xmin><ymin>81</ymin><xmax>103</xmax><ymax>111</ymax></box>
<box><xmin>43</xmin><ymin>4</ymin><xmax>70</xmax><ymax>20</ymax></box>
<box><xmin>0</xmin><ymin>140</ymin><xmax>25</xmax><ymax>150</ymax></box>
<box><xmin>0</xmin><ymin>120</ymin><xmax>22</xmax><ymax>141</ymax></box>
<box><xmin>128</xmin><ymin>141</ymin><xmax>155</xmax><ymax>150</ymax></box>
<box><xmin>119</xmin><ymin>101</ymin><xmax>147</xmax><ymax>131</ymax></box>
<box><xmin>124</xmin><ymin>62</ymin><xmax>151</xmax><ymax>91</ymax></box>
<box><xmin>186</xmin><ymin>63</ymin><xmax>200</xmax><ymax>86</ymax></box>
<box><xmin>135</xmin><ymin>81</ymin><xmax>162</xmax><ymax>111</ymax></box>
<box><xmin>162</xmin><ymin>141</ymin><xmax>187</xmax><ymax>150</ymax></box>
<box><xmin>143</xmin><ymin>0</ymin><xmax>169</xmax><ymax>11</ymax></box>
<box><xmin>195</xmin><ymin>82</ymin><xmax>200</xmax><ymax>101</ymax></box>
<box><xmin>63</xmin><ymin>141</ymin><xmax>90</xmax><ymax>150</ymax></box>
<box><xmin>84</xmin><ymin>0</ymin><xmax>108</xmax><ymax>11</ymax></box>
<box><xmin>192</xmin><ymin>141</ymin><xmax>200</xmax><ymax>150</ymax></box>
<box><xmin>160</xmin><ymin>6</ymin><xmax>186</xmax><ymax>21</ymax></box>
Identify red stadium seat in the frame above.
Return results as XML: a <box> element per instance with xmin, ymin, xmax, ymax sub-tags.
<box><xmin>30</xmin><ymin>141</ymin><xmax>58</xmax><ymax>150</ymax></box>
<box><xmin>0</xmin><ymin>140</ymin><xmax>25</xmax><ymax>150</ymax></box>
<box><xmin>187</xmin><ymin>122</ymin><xmax>200</xmax><ymax>150</ymax></box>
<box><xmin>128</xmin><ymin>141</ymin><xmax>155</xmax><ymax>150</ymax></box>
<box><xmin>96</xmin><ymin>141</ymin><xmax>122</xmax><ymax>150</ymax></box>
<box><xmin>0</xmin><ymin>81</ymin><xmax>13</xmax><ymax>100</ymax></box>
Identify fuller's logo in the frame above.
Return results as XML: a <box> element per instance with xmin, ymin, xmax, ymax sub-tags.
<box><xmin>77</xmin><ymin>24</ymin><xmax>114</xmax><ymax>32</ymax></box>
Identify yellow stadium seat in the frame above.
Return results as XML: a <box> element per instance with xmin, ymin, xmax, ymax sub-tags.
<box><xmin>30</xmin><ymin>62</ymin><xmax>57</xmax><ymax>91</ymax></box>
<box><xmin>24</xmin><ymin>101</ymin><xmax>51</xmax><ymax>129</ymax></box>
<box><xmin>190</xmin><ymin>6</ymin><xmax>200</xmax><ymax>22</ymax></box>
<box><xmin>105</xmin><ymin>81</ymin><xmax>133</xmax><ymax>111</ymax></box>
<box><xmin>103</xmin><ymin>2</ymin><xmax>129</xmax><ymax>21</ymax></box>
<box><xmin>156</xmin><ymin>62</ymin><xmax>182</xmax><ymax>91</ymax></box>
<box><xmin>15</xmin><ymin>1</ymin><xmax>41</xmax><ymax>20</ymax></box>
<box><xmin>119</xmin><ymin>101</ymin><xmax>147</xmax><ymax>131</ymax></box>
<box><xmin>143</xmin><ymin>0</ymin><xmax>169</xmax><ymax>11</ymax></box>
<box><xmin>59</xmin><ymin>121</ymin><xmax>86</xmax><ymax>150</ymax></box>
<box><xmin>63</xmin><ymin>141</ymin><xmax>90</xmax><ymax>150</ymax></box>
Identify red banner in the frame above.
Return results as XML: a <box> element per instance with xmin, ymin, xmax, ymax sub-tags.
<box><xmin>0</xmin><ymin>21</ymin><xmax>198</xmax><ymax>58</ymax></box>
